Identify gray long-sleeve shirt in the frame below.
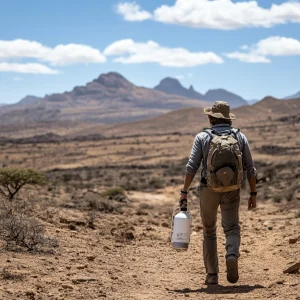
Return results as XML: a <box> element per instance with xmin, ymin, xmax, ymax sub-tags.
<box><xmin>186</xmin><ymin>124</ymin><xmax>256</xmax><ymax>182</ymax></box>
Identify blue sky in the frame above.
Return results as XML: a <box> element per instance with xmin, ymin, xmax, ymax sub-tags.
<box><xmin>1</xmin><ymin>0</ymin><xmax>300</xmax><ymax>103</ymax></box>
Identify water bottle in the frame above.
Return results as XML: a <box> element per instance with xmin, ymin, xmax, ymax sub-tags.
<box><xmin>171</xmin><ymin>199</ymin><xmax>192</xmax><ymax>250</ymax></box>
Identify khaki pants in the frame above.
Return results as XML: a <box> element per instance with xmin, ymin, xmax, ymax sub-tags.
<box><xmin>199</xmin><ymin>185</ymin><xmax>240</xmax><ymax>274</ymax></box>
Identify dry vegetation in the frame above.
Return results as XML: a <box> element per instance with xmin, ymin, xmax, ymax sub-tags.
<box><xmin>0</xmin><ymin>104</ymin><xmax>299</xmax><ymax>299</ymax></box>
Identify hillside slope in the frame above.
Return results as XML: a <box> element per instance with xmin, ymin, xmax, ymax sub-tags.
<box><xmin>74</xmin><ymin>97</ymin><xmax>300</xmax><ymax>138</ymax></box>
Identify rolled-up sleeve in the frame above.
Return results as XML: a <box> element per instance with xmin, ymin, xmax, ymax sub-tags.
<box><xmin>186</xmin><ymin>134</ymin><xmax>203</xmax><ymax>175</ymax></box>
<box><xmin>241</xmin><ymin>134</ymin><xmax>256</xmax><ymax>178</ymax></box>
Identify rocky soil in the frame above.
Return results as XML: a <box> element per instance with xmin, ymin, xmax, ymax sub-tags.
<box><xmin>0</xmin><ymin>187</ymin><xmax>299</xmax><ymax>300</ymax></box>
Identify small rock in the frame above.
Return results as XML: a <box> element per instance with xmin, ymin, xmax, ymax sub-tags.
<box><xmin>264</xmin><ymin>268</ymin><xmax>269</xmax><ymax>271</ymax></box>
<box><xmin>103</xmin><ymin>246</ymin><xmax>111</xmax><ymax>251</ymax></box>
<box><xmin>289</xmin><ymin>237</ymin><xmax>298</xmax><ymax>244</ymax></box>
<box><xmin>276</xmin><ymin>280</ymin><xmax>284</xmax><ymax>284</ymax></box>
<box><xmin>146</xmin><ymin>226</ymin><xmax>155</xmax><ymax>231</ymax></box>
<box><xmin>111</xmin><ymin>276</ymin><xmax>118</xmax><ymax>280</ymax></box>
<box><xmin>87</xmin><ymin>255</ymin><xmax>96</xmax><ymax>261</ymax></box>
<box><xmin>62</xmin><ymin>284</ymin><xmax>73</xmax><ymax>290</ymax></box>
<box><xmin>283</xmin><ymin>262</ymin><xmax>300</xmax><ymax>274</ymax></box>
<box><xmin>161</xmin><ymin>222</ymin><xmax>169</xmax><ymax>228</ymax></box>
<box><xmin>76</xmin><ymin>264</ymin><xmax>87</xmax><ymax>270</ymax></box>
<box><xmin>25</xmin><ymin>290</ymin><xmax>35</xmax><ymax>300</ymax></box>
<box><xmin>72</xmin><ymin>277</ymin><xmax>98</xmax><ymax>284</ymax></box>
<box><xmin>268</xmin><ymin>226</ymin><xmax>273</xmax><ymax>230</ymax></box>
<box><xmin>68</xmin><ymin>224</ymin><xmax>77</xmax><ymax>231</ymax></box>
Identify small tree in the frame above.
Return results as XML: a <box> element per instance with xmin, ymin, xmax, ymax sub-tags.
<box><xmin>0</xmin><ymin>167</ymin><xmax>47</xmax><ymax>201</ymax></box>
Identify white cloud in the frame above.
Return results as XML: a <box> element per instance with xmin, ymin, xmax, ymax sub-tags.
<box><xmin>225</xmin><ymin>36</ymin><xmax>300</xmax><ymax>63</ymax></box>
<box><xmin>0</xmin><ymin>39</ymin><xmax>106</xmax><ymax>66</ymax></box>
<box><xmin>46</xmin><ymin>44</ymin><xmax>106</xmax><ymax>66</ymax></box>
<box><xmin>104</xmin><ymin>39</ymin><xmax>223</xmax><ymax>67</ymax></box>
<box><xmin>117</xmin><ymin>0</ymin><xmax>300</xmax><ymax>29</ymax></box>
<box><xmin>225</xmin><ymin>52</ymin><xmax>271</xmax><ymax>63</ymax></box>
<box><xmin>116</xmin><ymin>2</ymin><xmax>152</xmax><ymax>21</ymax></box>
<box><xmin>255</xmin><ymin>36</ymin><xmax>300</xmax><ymax>56</ymax></box>
<box><xmin>0</xmin><ymin>62</ymin><xmax>58</xmax><ymax>74</ymax></box>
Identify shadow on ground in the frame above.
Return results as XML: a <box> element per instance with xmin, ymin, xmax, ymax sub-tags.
<box><xmin>168</xmin><ymin>284</ymin><xmax>265</xmax><ymax>295</ymax></box>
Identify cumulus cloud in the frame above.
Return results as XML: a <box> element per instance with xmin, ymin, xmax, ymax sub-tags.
<box><xmin>0</xmin><ymin>39</ymin><xmax>106</xmax><ymax>66</ymax></box>
<box><xmin>255</xmin><ymin>36</ymin><xmax>300</xmax><ymax>56</ymax></box>
<box><xmin>225</xmin><ymin>52</ymin><xmax>271</xmax><ymax>63</ymax></box>
<box><xmin>45</xmin><ymin>44</ymin><xmax>106</xmax><ymax>66</ymax></box>
<box><xmin>104</xmin><ymin>39</ymin><xmax>223</xmax><ymax>67</ymax></box>
<box><xmin>116</xmin><ymin>2</ymin><xmax>152</xmax><ymax>21</ymax></box>
<box><xmin>225</xmin><ymin>36</ymin><xmax>300</xmax><ymax>63</ymax></box>
<box><xmin>0</xmin><ymin>62</ymin><xmax>58</xmax><ymax>74</ymax></box>
<box><xmin>117</xmin><ymin>0</ymin><xmax>300</xmax><ymax>29</ymax></box>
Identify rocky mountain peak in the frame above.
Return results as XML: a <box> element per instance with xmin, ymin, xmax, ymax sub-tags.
<box><xmin>94</xmin><ymin>72</ymin><xmax>132</xmax><ymax>89</ymax></box>
<box><xmin>18</xmin><ymin>95</ymin><xmax>41</xmax><ymax>105</ymax></box>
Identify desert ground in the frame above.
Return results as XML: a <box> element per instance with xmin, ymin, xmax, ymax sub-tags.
<box><xmin>0</xmin><ymin>103</ymin><xmax>299</xmax><ymax>300</ymax></box>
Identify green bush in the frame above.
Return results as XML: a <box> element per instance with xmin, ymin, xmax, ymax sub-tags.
<box><xmin>0</xmin><ymin>167</ymin><xmax>47</xmax><ymax>201</ymax></box>
<box><xmin>101</xmin><ymin>187</ymin><xmax>125</xmax><ymax>198</ymax></box>
<box><xmin>148</xmin><ymin>177</ymin><xmax>165</xmax><ymax>189</ymax></box>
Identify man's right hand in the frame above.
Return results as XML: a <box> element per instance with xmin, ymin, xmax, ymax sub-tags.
<box><xmin>179</xmin><ymin>194</ymin><xmax>188</xmax><ymax>208</ymax></box>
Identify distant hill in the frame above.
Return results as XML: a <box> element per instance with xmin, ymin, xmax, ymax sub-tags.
<box><xmin>202</xmin><ymin>89</ymin><xmax>248</xmax><ymax>108</ymax></box>
<box><xmin>154</xmin><ymin>77</ymin><xmax>203</xmax><ymax>99</ymax></box>
<box><xmin>0</xmin><ymin>72</ymin><xmax>209</xmax><ymax>125</ymax></box>
<box><xmin>155</xmin><ymin>77</ymin><xmax>248</xmax><ymax>108</ymax></box>
<box><xmin>247</xmin><ymin>99</ymin><xmax>259</xmax><ymax>105</ymax></box>
<box><xmin>18</xmin><ymin>95</ymin><xmax>41</xmax><ymax>105</ymax></box>
<box><xmin>80</xmin><ymin>97</ymin><xmax>300</xmax><ymax>138</ymax></box>
<box><xmin>284</xmin><ymin>91</ymin><xmax>300</xmax><ymax>99</ymax></box>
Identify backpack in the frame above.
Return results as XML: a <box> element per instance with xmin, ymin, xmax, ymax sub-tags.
<box><xmin>204</xmin><ymin>128</ymin><xmax>243</xmax><ymax>192</ymax></box>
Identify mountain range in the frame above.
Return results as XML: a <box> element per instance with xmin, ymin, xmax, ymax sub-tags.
<box><xmin>285</xmin><ymin>91</ymin><xmax>300</xmax><ymax>100</ymax></box>
<box><xmin>0</xmin><ymin>72</ymin><xmax>209</xmax><ymax>125</ymax></box>
<box><xmin>1</xmin><ymin>72</ymin><xmax>299</xmax><ymax>126</ymax></box>
<box><xmin>154</xmin><ymin>77</ymin><xmax>248</xmax><ymax>108</ymax></box>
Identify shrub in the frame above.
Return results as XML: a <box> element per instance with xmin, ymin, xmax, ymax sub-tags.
<box><xmin>2</xmin><ymin>268</ymin><xmax>24</xmax><ymax>281</ymax></box>
<box><xmin>101</xmin><ymin>187</ymin><xmax>127</xmax><ymax>201</ymax></box>
<box><xmin>102</xmin><ymin>187</ymin><xmax>125</xmax><ymax>197</ymax></box>
<box><xmin>85</xmin><ymin>192</ymin><xmax>122</xmax><ymax>214</ymax></box>
<box><xmin>148</xmin><ymin>177</ymin><xmax>165</xmax><ymax>189</ymax></box>
<box><xmin>62</xmin><ymin>173</ymin><xmax>72</xmax><ymax>182</ymax></box>
<box><xmin>0</xmin><ymin>210</ymin><xmax>58</xmax><ymax>251</ymax></box>
<box><xmin>0</xmin><ymin>167</ymin><xmax>46</xmax><ymax>201</ymax></box>
<box><xmin>273</xmin><ymin>194</ymin><xmax>281</xmax><ymax>203</ymax></box>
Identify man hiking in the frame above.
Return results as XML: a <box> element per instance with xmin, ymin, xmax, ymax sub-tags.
<box><xmin>179</xmin><ymin>101</ymin><xmax>257</xmax><ymax>285</ymax></box>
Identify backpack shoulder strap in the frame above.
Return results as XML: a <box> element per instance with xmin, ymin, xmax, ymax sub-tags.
<box><xmin>230</xmin><ymin>128</ymin><xmax>240</xmax><ymax>140</ymax></box>
<box><xmin>203</xmin><ymin>128</ymin><xmax>219</xmax><ymax>137</ymax></box>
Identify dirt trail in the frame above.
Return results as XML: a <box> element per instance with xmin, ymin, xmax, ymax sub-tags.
<box><xmin>0</xmin><ymin>189</ymin><xmax>299</xmax><ymax>300</ymax></box>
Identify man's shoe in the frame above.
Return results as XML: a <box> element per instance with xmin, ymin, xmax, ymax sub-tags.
<box><xmin>205</xmin><ymin>274</ymin><xmax>218</xmax><ymax>285</ymax></box>
<box><xmin>226</xmin><ymin>255</ymin><xmax>239</xmax><ymax>284</ymax></box>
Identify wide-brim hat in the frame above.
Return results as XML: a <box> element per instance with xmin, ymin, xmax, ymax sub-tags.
<box><xmin>204</xmin><ymin>101</ymin><xmax>236</xmax><ymax>120</ymax></box>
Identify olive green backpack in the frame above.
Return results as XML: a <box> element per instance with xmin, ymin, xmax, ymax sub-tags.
<box><xmin>204</xmin><ymin>128</ymin><xmax>243</xmax><ymax>192</ymax></box>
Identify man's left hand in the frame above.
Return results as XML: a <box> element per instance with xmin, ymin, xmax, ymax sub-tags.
<box><xmin>248</xmin><ymin>196</ymin><xmax>256</xmax><ymax>210</ymax></box>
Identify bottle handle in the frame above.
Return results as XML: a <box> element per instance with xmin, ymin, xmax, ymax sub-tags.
<box><xmin>170</xmin><ymin>206</ymin><xmax>192</xmax><ymax>243</ymax></box>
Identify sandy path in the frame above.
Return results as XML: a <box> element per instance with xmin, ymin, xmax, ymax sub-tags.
<box><xmin>0</xmin><ymin>189</ymin><xmax>299</xmax><ymax>300</ymax></box>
